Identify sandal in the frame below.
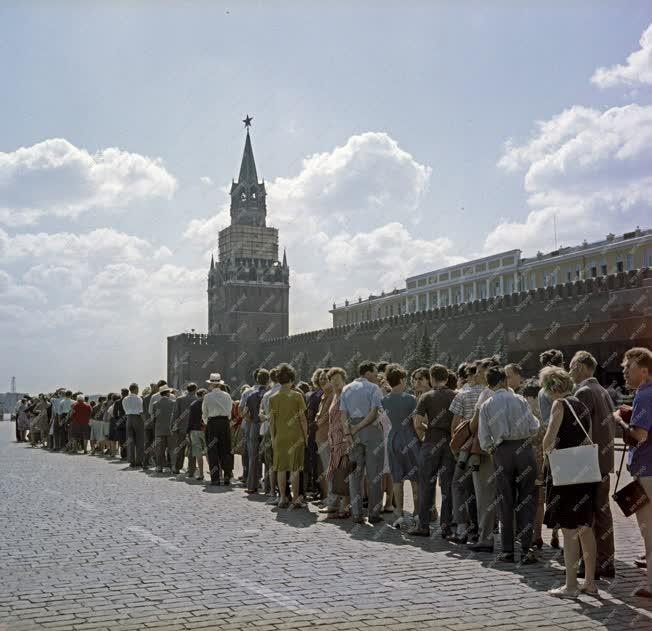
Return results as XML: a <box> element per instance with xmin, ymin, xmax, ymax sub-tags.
<box><xmin>290</xmin><ymin>500</ymin><xmax>307</xmax><ymax>510</ymax></box>
<box><xmin>277</xmin><ymin>499</ymin><xmax>290</xmax><ymax>509</ymax></box>
<box><xmin>548</xmin><ymin>586</ymin><xmax>579</xmax><ymax>599</ymax></box>
<box><xmin>579</xmin><ymin>583</ymin><xmax>599</xmax><ymax>597</ymax></box>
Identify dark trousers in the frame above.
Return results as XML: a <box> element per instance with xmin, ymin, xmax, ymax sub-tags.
<box><xmin>206</xmin><ymin>416</ymin><xmax>233</xmax><ymax>482</ymax></box>
<box><xmin>247</xmin><ymin>422</ymin><xmax>262</xmax><ymax>491</ymax></box>
<box><xmin>171</xmin><ymin>430</ymin><xmax>187</xmax><ymax>472</ymax></box>
<box><xmin>492</xmin><ymin>440</ymin><xmax>537</xmax><ymax>554</ymax></box>
<box><xmin>593</xmin><ymin>474</ymin><xmax>616</xmax><ymax>571</ymax></box>
<box><xmin>242</xmin><ymin>421</ymin><xmax>249</xmax><ymax>479</ymax></box>
<box><xmin>54</xmin><ymin>417</ymin><xmax>68</xmax><ymax>451</ymax></box>
<box><xmin>126</xmin><ymin>415</ymin><xmax>144</xmax><ymax>466</ymax></box>
<box><xmin>155</xmin><ymin>434</ymin><xmax>171</xmax><ymax>469</ymax></box>
<box><xmin>418</xmin><ymin>435</ymin><xmax>455</xmax><ymax>528</ymax></box>
<box><xmin>305</xmin><ymin>426</ymin><xmax>319</xmax><ymax>493</ymax></box>
<box><xmin>143</xmin><ymin>421</ymin><xmax>156</xmax><ymax>468</ymax></box>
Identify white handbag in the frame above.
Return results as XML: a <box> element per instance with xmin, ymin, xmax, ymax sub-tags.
<box><xmin>547</xmin><ymin>399</ymin><xmax>602</xmax><ymax>487</ymax></box>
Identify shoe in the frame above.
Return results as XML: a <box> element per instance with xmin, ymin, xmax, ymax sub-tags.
<box><xmin>497</xmin><ymin>553</ymin><xmax>515</xmax><ymax>563</ymax></box>
<box><xmin>129</xmin><ymin>463</ymin><xmax>138</xmax><ymax>468</ymax></box>
<box><xmin>172</xmin><ymin>469</ymin><xmax>179</xmax><ymax>475</ymax></box>
<box><xmin>195</xmin><ymin>473</ymin><xmax>204</xmax><ymax>481</ymax></box>
<box><xmin>368</xmin><ymin>515</ymin><xmax>383</xmax><ymax>525</ymax></box>
<box><xmin>548</xmin><ymin>586</ymin><xmax>579</xmax><ymax>599</ymax></box>
<box><xmin>634</xmin><ymin>559</ymin><xmax>647</xmax><ymax>569</ymax></box>
<box><xmin>277</xmin><ymin>499</ymin><xmax>290</xmax><ymax>509</ymax></box>
<box><xmin>318</xmin><ymin>506</ymin><xmax>338</xmax><ymax>514</ymax></box>
<box><xmin>210</xmin><ymin>480</ymin><xmax>220</xmax><ymax>486</ymax></box>
<box><xmin>351</xmin><ymin>516</ymin><xmax>366</xmax><ymax>524</ymax></box>
<box><xmin>533</xmin><ymin>538</ymin><xmax>543</xmax><ymax>550</ymax></box>
<box><xmin>408</xmin><ymin>526</ymin><xmax>430</xmax><ymax>537</ymax></box>
<box><xmin>440</xmin><ymin>525</ymin><xmax>453</xmax><ymax>540</ymax></box>
<box><xmin>550</xmin><ymin>534</ymin><xmax>560</xmax><ymax>549</ymax></box>
<box><xmin>265</xmin><ymin>495</ymin><xmax>279</xmax><ymax>505</ymax></box>
<box><xmin>156</xmin><ymin>467</ymin><xmax>163</xmax><ymax>473</ymax></box>
<box><xmin>467</xmin><ymin>543</ymin><xmax>494</xmax><ymax>553</ymax></box>
<box><xmin>430</xmin><ymin>508</ymin><xmax>439</xmax><ymax>523</ymax></box>
<box><xmin>579</xmin><ymin>583</ymin><xmax>599</xmax><ymax>597</ymax></box>
<box><xmin>520</xmin><ymin>550</ymin><xmax>539</xmax><ymax>565</ymax></box>
<box><xmin>223</xmin><ymin>478</ymin><xmax>230</xmax><ymax>485</ymax></box>
<box><xmin>634</xmin><ymin>587</ymin><xmax>652</xmax><ymax>599</ymax></box>
<box><xmin>449</xmin><ymin>534</ymin><xmax>468</xmax><ymax>544</ymax></box>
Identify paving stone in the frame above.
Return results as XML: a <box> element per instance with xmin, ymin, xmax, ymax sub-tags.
<box><xmin>2</xmin><ymin>424</ymin><xmax>652</xmax><ymax>631</ymax></box>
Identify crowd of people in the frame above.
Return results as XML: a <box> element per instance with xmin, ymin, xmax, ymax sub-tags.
<box><xmin>10</xmin><ymin>346</ymin><xmax>652</xmax><ymax>601</ymax></box>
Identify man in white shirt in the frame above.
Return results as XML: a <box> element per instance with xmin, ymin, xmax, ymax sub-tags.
<box><xmin>479</xmin><ymin>366</ymin><xmax>539</xmax><ymax>564</ymax></box>
<box><xmin>56</xmin><ymin>390</ymin><xmax>74</xmax><ymax>451</ymax></box>
<box><xmin>123</xmin><ymin>383</ymin><xmax>144</xmax><ymax>468</ymax></box>
<box><xmin>202</xmin><ymin>373</ymin><xmax>233</xmax><ymax>486</ymax></box>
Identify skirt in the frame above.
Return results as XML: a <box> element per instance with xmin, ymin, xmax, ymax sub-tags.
<box><xmin>91</xmin><ymin>420</ymin><xmax>110</xmax><ymax>441</ymax></box>
<box><xmin>109</xmin><ymin>417</ymin><xmax>127</xmax><ymax>442</ymax></box>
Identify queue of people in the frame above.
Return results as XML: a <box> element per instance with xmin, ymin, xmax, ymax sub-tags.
<box><xmin>11</xmin><ymin>346</ymin><xmax>652</xmax><ymax>600</ymax></box>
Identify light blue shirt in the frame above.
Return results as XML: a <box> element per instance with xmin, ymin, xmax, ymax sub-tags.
<box><xmin>58</xmin><ymin>398</ymin><xmax>73</xmax><ymax>415</ymax></box>
<box><xmin>478</xmin><ymin>388</ymin><xmax>539</xmax><ymax>452</ymax></box>
<box><xmin>339</xmin><ymin>377</ymin><xmax>383</xmax><ymax>419</ymax></box>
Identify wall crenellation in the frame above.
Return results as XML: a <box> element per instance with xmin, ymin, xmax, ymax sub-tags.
<box><xmin>263</xmin><ymin>269</ymin><xmax>649</xmax><ymax>347</ymax></box>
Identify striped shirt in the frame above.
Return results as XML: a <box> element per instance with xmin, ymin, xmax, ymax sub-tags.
<box><xmin>449</xmin><ymin>384</ymin><xmax>484</xmax><ymax>420</ymax></box>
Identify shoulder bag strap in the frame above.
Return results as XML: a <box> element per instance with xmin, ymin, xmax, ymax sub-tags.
<box><xmin>562</xmin><ymin>398</ymin><xmax>593</xmax><ymax>444</ymax></box>
<box><xmin>613</xmin><ymin>446</ymin><xmax>627</xmax><ymax>493</ymax></box>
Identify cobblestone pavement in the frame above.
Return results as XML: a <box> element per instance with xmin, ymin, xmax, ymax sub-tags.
<box><xmin>1</xmin><ymin>423</ymin><xmax>651</xmax><ymax>631</ymax></box>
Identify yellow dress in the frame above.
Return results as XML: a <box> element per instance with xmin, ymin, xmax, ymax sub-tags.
<box><xmin>270</xmin><ymin>389</ymin><xmax>307</xmax><ymax>472</ymax></box>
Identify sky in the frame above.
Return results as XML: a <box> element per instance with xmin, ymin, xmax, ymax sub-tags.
<box><xmin>1</xmin><ymin>1</ymin><xmax>652</xmax><ymax>394</ymax></box>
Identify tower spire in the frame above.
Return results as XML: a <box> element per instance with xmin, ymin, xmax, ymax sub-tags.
<box><xmin>237</xmin><ymin>128</ymin><xmax>258</xmax><ymax>186</ymax></box>
<box><xmin>282</xmin><ymin>248</ymin><xmax>287</xmax><ymax>268</ymax></box>
<box><xmin>210</xmin><ymin>253</ymin><xmax>214</xmax><ymax>270</ymax></box>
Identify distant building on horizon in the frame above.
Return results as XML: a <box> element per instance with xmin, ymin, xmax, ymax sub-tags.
<box><xmin>330</xmin><ymin>227</ymin><xmax>652</xmax><ymax>327</ymax></box>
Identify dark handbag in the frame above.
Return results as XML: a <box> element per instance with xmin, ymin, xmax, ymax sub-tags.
<box><xmin>331</xmin><ymin>454</ymin><xmax>356</xmax><ymax>496</ymax></box>
<box><xmin>612</xmin><ymin>447</ymin><xmax>649</xmax><ymax>518</ymax></box>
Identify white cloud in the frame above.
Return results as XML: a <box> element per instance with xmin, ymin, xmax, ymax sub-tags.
<box><xmin>0</xmin><ymin>138</ymin><xmax>177</xmax><ymax>224</ymax></box>
<box><xmin>0</xmin><ymin>226</ymin><xmax>206</xmax><ymax>392</ymax></box>
<box><xmin>487</xmin><ymin>104</ymin><xmax>652</xmax><ymax>253</ymax></box>
<box><xmin>2</xmin><ymin>227</ymin><xmax>153</xmax><ymax>263</ymax></box>
<box><xmin>591</xmin><ymin>23</ymin><xmax>652</xmax><ymax>88</ymax></box>
<box><xmin>200</xmin><ymin>176</ymin><xmax>212</xmax><ymax>185</ymax></box>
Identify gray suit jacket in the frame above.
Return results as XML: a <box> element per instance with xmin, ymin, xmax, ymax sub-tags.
<box><xmin>153</xmin><ymin>396</ymin><xmax>176</xmax><ymax>437</ymax></box>
<box><xmin>172</xmin><ymin>393</ymin><xmax>197</xmax><ymax>433</ymax></box>
<box><xmin>575</xmin><ymin>377</ymin><xmax>615</xmax><ymax>475</ymax></box>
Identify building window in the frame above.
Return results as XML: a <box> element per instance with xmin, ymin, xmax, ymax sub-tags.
<box><xmin>590</xmin><ymin>261</ymin><xmax>597</xmax><ymax>278</ymax></box>
<box><xmin>616</xmin><ymin>256</ymin><xmax>624</xmax><ymax>273</ymax></box>
<box><xmin>600</xmin><ymin>260</ymin><xmax>607</xmax><ymax>275</ymax></box>
<box><xmin>531</xmin><ymin>274</ymin><xmax>536</xmax><ymax>290</ymax></box>
<box><xmin>543</xmin><ymin>273</ymin><xmax>548</xmax><ymax>288</ymax></box>
<box><xmin>575</xmin><ymin>265</ymin><xmax>581</xmax><ymax>280</ymax></box>
<box><xmin>626</xmin><ymin>254</ymin><xmax>634</xmax><ymax>271</ymax></box>
<box><xmin>646</xmin><ymin>250</ymin><xmax>652</xmax><ymax>267</ymax></box>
